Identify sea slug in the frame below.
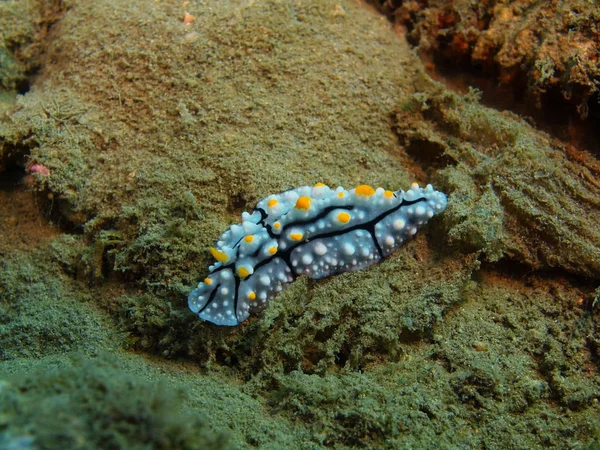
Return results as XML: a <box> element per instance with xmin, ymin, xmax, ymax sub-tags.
<box><xmin>189</xmin><ymin>183</ymin><xmax>448</xmax><ymax>325</ymax></box>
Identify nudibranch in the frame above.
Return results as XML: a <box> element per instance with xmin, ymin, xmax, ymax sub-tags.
<box><xmin>189</xmin><ymin>183</ymin><xmax>448</xmax><ymax>326</ymax></box>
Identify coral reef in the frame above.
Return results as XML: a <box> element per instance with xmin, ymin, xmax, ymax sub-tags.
<box><xmin>373</xmin><ymin>0</ymin><xmax>600</xmax><ymax>119</ymax></box>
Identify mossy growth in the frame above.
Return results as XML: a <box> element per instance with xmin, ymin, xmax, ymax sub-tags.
<box><xmin>0</xmin><ymin>0</ymin><xmax>38</xmax><ymax>91</ymax></box>
<box><xmin>259</xmin><ymin>268</ymin><xmax>600</xmax><ymax>449</ymax></box>
<box><xmin>0</xmin><ymin>0</ymin><xmax>71</xmax><ymax>91</ymax></box>
<box><xmin>108</xmin><ymin>192</ymin><xmax>207</xmax><ymax>296</ymax></box>
<box><xmin>107</xmin><ymin>242</ymin><xmax>479</xmax><ymax>377</ymax></box>
<box><xmin>0</xmin><ymin>244</ymin><xmax>116</xmax><ymax>361</ymax></box>
<box><xmin>0</xmin><ymin>0</ymin><xmax>68</xmax><ymax>172</ymax></box>
<box><xmin>241</xmin><ymin>250</ymin><xmax>478</xmax><ymax>376</ymax></box>
<box><xmin>394</xmin><ymin>84</ymin><xmax>600</xmax><ymax>278</ymax></box>
<box><xmin>112</xmin><ymin>293</ymin><xmax>194</xmax><ymax>357</ymax></box>
<box><xmin>0</xmin><ymin>88</ymin><xmax>103</xmax><ymax>227</ymax></box>
<box><xmin>0</xmin><ymin>354</ymin><xmax>231</xmax><ymax>450</ymax></box>
<box><xmin>267</xmin><ymin>370</ymin><xmax>403</xmax><ymax>448</ymax></box>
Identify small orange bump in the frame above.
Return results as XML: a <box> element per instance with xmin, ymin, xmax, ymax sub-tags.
<box><xmin>290</xmin><ymin>232</ymin><xmax>303</xmax><ymax>241</ymax></box>
<box><xmin>244</xmin><ymin>235</ymin><xmax>254</xmax><ymax>243</ymax></box>
<box><xmin>295</xmin><ymin>196</ymin><xmax>311</xmax><ymax>210</ymax></box>
<box><xmin>338</xmin><ymin>192</ymin><xmax>345</xmax><ymax>198</ymax></box>
<box><xmin>273</xmin><ymin>221</ymin><xmax>281</xmax><ymax>230</ymax></box>
<box><xmin>210</xmin><ymin>247</ymin><xmax>229</xmax><ymax>263</ymax></box>
<box><xmin>337</xmin><ymin>212</ymin><xmax>351</xmax><ymax>224</ymax></box>
<box><xmin>237</xmin><ymin>266</ymin><xmax>250</xmax><ymax>279</ymax></box>
<box><xmin>183</xmin><ymin>12</ymin><xmax>196</xmax><ymax>26</ymax></box>
<box><xmin>268</xmin><ymin>246</ymin><xmax>277</xmax><ymax>254</ymax></box>
<box><xmin>314</xmin><ymin>182</ymin><xmax>326</xmax><ymax>188</ymax></box>
<box><xmin>384</xmin><ymin>190</ymin><xmax>394</xmax><ymax>198</ymax></box>
<box><xmin>267</xmin><ymin>199</ymin><xmax>278</xmax><ymax>208</ymax></box>
<box><xmin>355</xmin><ymin>185</ymin><xmax>375</xmax><ymax>196</ymax></box>
<box><xmin>248</xmin><ymin>291</ymin><xmax>256</xmax><ymax>301</ymax></box>
<box><xmin>204</xmin><ymin>277</ymin><xmax>212</xmax><ymax>285</ymax></box>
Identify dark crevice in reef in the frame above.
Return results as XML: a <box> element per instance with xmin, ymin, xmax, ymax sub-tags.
<box><xmin>3</xmin><ymin>43</ymin><xmax>41</xmax><ymax>95</ymax></box>
<box><xmin>0</xmin><ymin>162</ymin><xmax>28</xmax><ymax>192</ymax></box>
<box><xmin>367</xmin><ymin>1</ymin><xmax>600</xmax><ymax>158</ymax></box>
<box><xmin>0</xmin><ymin>162</ymin><xmax>61</xmax><ymax>255</ymax></box>
<box><xmin>388</xmin><ymin>110</ymin><xmax>455</xmax><ymax>184</ymax></box>
<box><xmin>403</xmin><ymin>135</ymin><xmax>454</xmax><ymax>171</ymax></box>
<box><xmin>14</xmin><ymin>76</ymin><xmax>33</xmax><ymax>96</ymax></box>
<box><xmin>0</xmin><ymin>137</ymin><xmax>32</xmax><ymax>172</ymax></box>
<box><xmin>425</xmin><ymin>58</ymin><xmax>600</xmax><ymax>158</ymax></box>
<box><xmin>0</xmin><ymin>157</ymin><xmax>84</xmax><ymax>235</ymax></box>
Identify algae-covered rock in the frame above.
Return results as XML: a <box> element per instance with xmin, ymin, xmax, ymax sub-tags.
<box><xmin>264</xmin><ymin>269</ymin><xmax>600</xmax><ymax>449</ymax></box>
<box><xmin>242</xmin><ymin>250</ymin><xmax>478</xmax><ymax>374</ymax></box>
<box><xmin>0</xmin><ymin>88</ymin><xmax>106</xmax><ymax>224</ymax></box>
<box><xmin>0</xmin><ymin>0</ymin><xmax>68</xmax><ymax>171</ymax></box>
<box><xmin>395</xmin><ymin>85</ymin><xmax>600</xmax><ymax>278</ymax></box>
<box><xmin>0</xmin><ymin>0</ymin><xmax>427</xmax><ymax>293</ymax></box>
<box><xmin>0</xmin><ymin>246</ymin><xmax>116</xmax><ymax>360</ymax></box>
<box><xmin>0</xmin><ymin>355</ymin><xmax>230</xmax><ymax>450</ymax></box>
<box><xmin>0</xmin><ymin>0</ymin><xmax>599</xmax><ymax>448</ymax></box>
<box><xmin>0</xmin><ymin>0</ymin><xmax>45</xmax><ymax>91</ymax></box>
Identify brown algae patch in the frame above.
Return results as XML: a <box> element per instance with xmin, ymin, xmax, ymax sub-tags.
<box><xmin>0</xmin><ymin>169</ymin><xmax>58</xmax><ymax>256</ymax></box>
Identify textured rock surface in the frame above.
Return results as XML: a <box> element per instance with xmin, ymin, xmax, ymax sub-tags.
<box><xmin>0</xmin><ymin>0</ymin><xmax>598</xmax><ymax>448</ymax></box>
<box><xmin>374</xmin><ymin>0</ymin><xmax>600</xmax><ymax>117</ymax></box>
<box><xmin>394</xmin><ymin>84</ymin><xmax>600</xmax><ymax>278</ymax></box>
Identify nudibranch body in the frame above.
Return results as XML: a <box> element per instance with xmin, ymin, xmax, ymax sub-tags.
<box><xmin>189</xmin><ymin>183</ymin><xmax>448</xmax><ymax>326</ymax></box>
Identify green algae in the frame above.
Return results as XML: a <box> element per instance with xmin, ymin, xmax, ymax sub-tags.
<box><xmin>0</xmin><ymin>88</ymin><xmax>106</xmax><ymax>224</ymax></box>
<box><xmin>395</xmin><ymin>84</ymin><xmax>600</xmax><ymax>277</ymax></box>
<box><xmin>0</xmin><ymin>354</ymin><xmax>230</xmax><ymax>450</ymax></box>
<box><xmin>0</xmin><ymin>0</ymin><xmax>38</xmax><ymax>91</ymax></box>
<box><xmin>0</xmin><ymin>0</ymin><xmax>69</xmax><ymax>169</ymax></box>
<box><xmin>109</xmin><ymin>193</ymin><xmax>207</xmax><ymax>295</ymax></box>
<box><xmin>113</xmin><ymin>245</ymin><xmax>479</xmax><ymax>376</ymax></box>
<box><xmin>0</xmin><ymin>241</ymin><xmax>116</xmax><ymax>360</ymax></box>
<box><xmin>0</xmin><ymin>241</ymin><xmax>313</xmax><ymax>449</ymax></box>
<box><xmin>240</xmin><ymin>250</ymin><xmax>479</xmax><ymax>375</ymax></box>
<box><xmin>265</xmin><ymin>269</ymin><xmax>600</xmax><ymax>449</ymax></box>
